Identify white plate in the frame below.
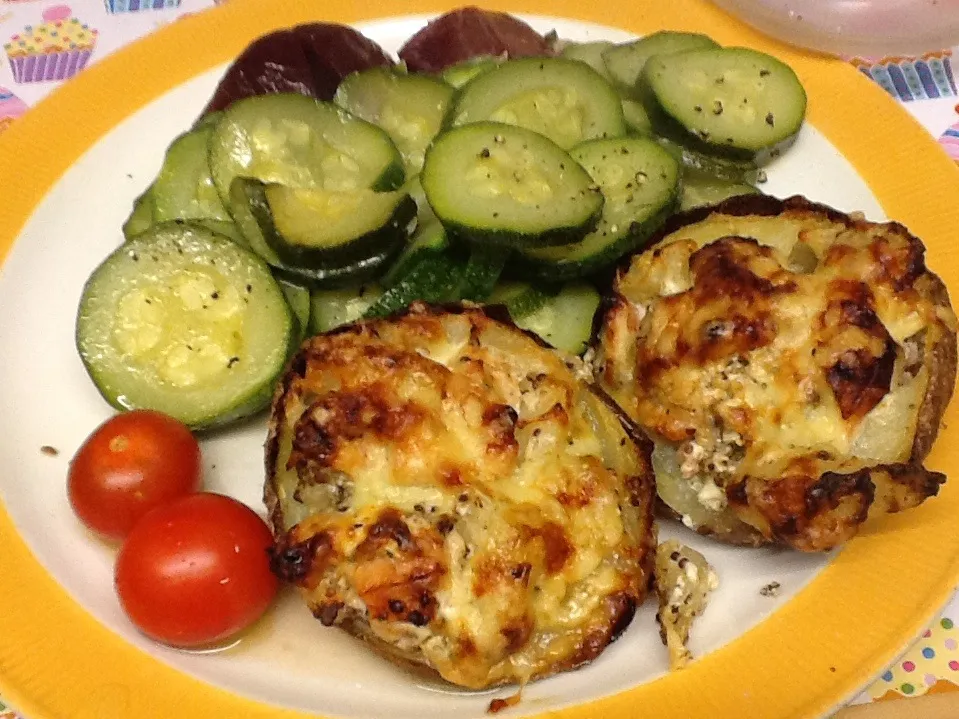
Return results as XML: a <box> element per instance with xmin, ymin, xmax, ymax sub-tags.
<box><xmin>0</xmin><ymin>14</ymin><xmax>895</xmax><ymax>719</ymax></box>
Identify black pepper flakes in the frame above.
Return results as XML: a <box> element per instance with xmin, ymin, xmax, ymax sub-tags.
<box><xmin>479</xmin><ymin>147</ymin><xmax>491</xmax><ymax>159</ymax></box>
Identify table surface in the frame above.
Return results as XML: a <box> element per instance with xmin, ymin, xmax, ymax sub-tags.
<box><xmin>1</xmin><ymin>0</ymin><xmax>958</xmax><ymax>716</ymax></box>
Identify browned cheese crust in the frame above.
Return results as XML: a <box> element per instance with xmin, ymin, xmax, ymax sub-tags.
<box><xmin>264</xmin><ymin>304</ymin><xmax>657</xmax><ymax>688</ymax></box>
<box><xmin>597</xmin><ymin>195</ymin><xmax>957</xmax><ymax>552</ymax></box>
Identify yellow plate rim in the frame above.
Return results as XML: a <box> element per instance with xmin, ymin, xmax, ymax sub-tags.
<box><xmin>2</xmin><ymin>0</ymin><xmax>959</xmax><ymax>717</ymax></box>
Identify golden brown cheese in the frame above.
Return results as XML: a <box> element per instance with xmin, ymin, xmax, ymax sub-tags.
<box><xmin>265</xmin><ymin>304</ymin><xmax>657</xmax><ymax>688</ymax></box>
<box><xmin>598</xmin><ymin>196</ymin><xmax>957</xmax><ymax>551</ymax></box>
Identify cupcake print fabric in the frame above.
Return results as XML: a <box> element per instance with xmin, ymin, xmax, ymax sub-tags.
<box><xmin>4</xmin><ymin>5</ymin><xmax>97</xmax><ymax>83</ymax></box>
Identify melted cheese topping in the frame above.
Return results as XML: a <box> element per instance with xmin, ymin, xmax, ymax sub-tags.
<box><xmin>599</xmin><ymin>203</ymin><xmax>955</xmax><ymax>549</ymax></box>
<box><xmin>267</xmin><ymin>306</ymin><xmax>656</xmax><ymax>688</ymax></box>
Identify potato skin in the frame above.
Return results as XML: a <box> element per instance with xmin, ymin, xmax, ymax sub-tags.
<box><xmin>264</xmin><ymin>304</ymin><xmax>656</xmax><ymax>688</ymax></box>
<box><xmin>597</xmin><ymin>195</ymin><xmax>956</xmax><ymax>551</ymax></box>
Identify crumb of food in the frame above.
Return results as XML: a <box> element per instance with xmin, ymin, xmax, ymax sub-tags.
<box><xmin>654</xmin><ymin>539</ymin><xmax>719</xmax><ymax>670</ymax></box>
<box><xmin>488</xmin><ymin>687</ymin><xmax>523</xmax><ymax>714</ymax></box>
<box><xmin>40</xmin><ymin>445</ymin><xmax>59</xmax><ymax>457</ymax></box>
<box><xmin>760</xmin><ymin>581</ymin><xmax>781</xmax><ymax>597</ymax></box>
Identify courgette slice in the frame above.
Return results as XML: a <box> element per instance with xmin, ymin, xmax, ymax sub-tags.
<box><xmin>602</xmin><ymin>31</ymin><xmax>719</xmax><ymax>99</ymax></box>
<box><xmin>152</xmin><ymin>125</ymin><xmax>231</xmax><ymax>223</ymax></box>
<box><xmin>279</xmin><ymin>279</ymin><xmax>312</xmax><ymax>342</ymax></box>
<box><xmin>460</xmin><ymin>244</ymin><xmax>508</xmax><ymax>301</ymax></box>
<box><xmin>622</xmin><ymin>99</ymin><xmax>653</xmax><ymax>135</ymax></box>
<box><xmin>641</xmin><ymin>47</ymin><xmax>807</xmax><ymax>164</ymax></box>
<box><xmin>255</xmin><ymin>183</ymin><xmax>416</xmax><ymax>268</ymax></box>
<box><xmin>560</xmin><ymin>41</ymin><xmax>613</xmax><ymax>79</ymax></box>
<box><xmin>421</xmin><ymin>122</ymin><xmax>604</xmax><ymax>248</ymax></box>
<box><xmin>335</xmin><ymin>68</ymin><xmax>454</xmax><ymax>174</ymax></box>
<box><xmin>656</xmin><ymin>135</ymin><xmax>762</xmax><ymax>184</ymax></box>
<box><xmin>679</xmin><ymin>172</ymin><xmax>760</xmax><ymax>211</ymax></box>
<box><xmin>440</xmin><ymin>56</ymin><xmax>502</xmax><ymax>89</ymax></box>
<box><xmin>229</xmin><ymin>178</ymin><xmax>400</xmax><ymax>287</ymax></box>
<box><xmin>122</xmin><ymin>189</ymin><xmax>156</xmax><ymax>241</ymax></box>
<box><xmin>510</xmin><ymin>281</ymin><xmax>600</xmax><ymax>355</ymax></box>
<box><xmin>486</xmin><ymin>280</ymin><xmax>555</xmax><ymax>318</ymax></box>
<box><xmin>309</xmin><ymin>283</ymin><xmax>384</xmax><ymax>334</ymax></box>
<box><xmin>381</xmin><ymin>217</ymin><xmax>448</xmax><ymax>288</ymax></box>
<box><xmin>517</xmin><ymin>135</ymin><xmax>680</xmax><ymax>279</ymax></box>
<box><xmin>447</xmin><ymin>57</ymin><xmax>626</xmax><ymax>149</ymax></box>
<box><xmin>364</xmin><ymin>248</ymin><xmax>466</xmax><ymax>319</ymax></box>
<box><xmin>76</xmin><ymin>222</ymin><xmax>295</xmax><ymax>429</ymax></box>
<box><xmin>209</xmin><ymin>94</ymin><xmax>405</xmax><ymax>203</ymax></box>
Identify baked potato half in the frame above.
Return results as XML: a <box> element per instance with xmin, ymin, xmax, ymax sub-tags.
<box><xmin>597</xmin><ymin>195</ymin><xmax>957</xmax><ymax>551</ymax></box>
<box><xmin>265</xmin><ymin>304</ymin><xmax>657</xmax><ymax>689</ymax></box>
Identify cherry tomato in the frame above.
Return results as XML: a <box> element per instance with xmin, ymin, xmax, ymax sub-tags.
<box><xmin>68</xmin><ymin>410</ymin><xmax>202</xmax><ymax>540</ymax></box>
<box><xmin>114</xmin><ymin>492</ymin><xmax>279</xmax><ymax>647</ymax></box>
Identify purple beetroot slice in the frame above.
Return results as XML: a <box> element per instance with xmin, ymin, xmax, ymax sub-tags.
<box><xmin>203</xmin><ymin>29</ymin><xmax>317</xmax><ymax>115</ymax></box>
<box><xmin>294</xmin><ymin>23</ymin><xmax>393</xmax><ymax>101</ymax></box>
<box><xmin>203</xmin><ymin>23</ymin><xmax>392</xmax><ymax>116</ymax></box>
<box><xmin>398</xmin><ymin>6</ymin><xmax>553</xmax><ymax>73</ymax></box>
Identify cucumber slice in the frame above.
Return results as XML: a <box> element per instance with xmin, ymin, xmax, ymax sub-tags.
<box><xmin>440</xmin><ymin>57</ymin><xmax>502</xmax><ymax>89</ymax></box>
<box><xmin>257</xmin><ymin>183</ymin><xmax>416</xmax><ymax>267</ymax></box>
<box><xmin>152</xmin><ymin>125</ymin><xmax>230</xmax><ymax>223</ymax></box>
<box><xmin>335</xmin><ymin>68</ymin><xmax>454</xmax><ymax>174</ymax></box>
<box><xmin>517</xmin><ymin>135</ymin><xmax>680</xmax><ymax>279</ymax></box>
<box><xmin>122</xmin><ymin>189</ymin><xmax>155</xmax><ymax>241</ymax></box>
<box><xmin>279</xmin><ymin>279</ymin><xmax>311</xmax><ymax>342</ymax></box>
<box><xmin>560</xmin><ymin>41</ymin><xmax>614</xmax><ymax>79</ymax></box>
<box><xmin>510</xmin><ymin>281</ymin><xmax>600</xmax><ymax>355</ymax></box>
<box><xmin>486</xmin><ymin>280</ymin><xmax>555</xmax><ymax>318</ymax></box>
<box><xmin>209</xmin><ymin>94</ymin><xmax>405</xmax><ymax>202</ymax></box>
<box><xmin>309</xmin><ymin>283</ymin><xmax>384</xmax><ymax>334</ymax></box>
<box><xmin>229</xmin><ymin>178</ymin><xmax>400</xmax><ymax>288</ymax></box>
<box><xmin>602</xmin><ymin>32</ymin><xmax>719</xmax><ymax>99</ymax></box>
<box><xmin>76</xmin><ymin>222</ymin><xmax>295</xmax><ymax>429</ymax></box>
<box><xmin>679</xmin><ymin>172</ymin><xmax>760</xmax><ymax>211</ymax></box>
<box><xmin>421</xmin><ymin>122</ymin><xmax>604</xmax><ymax>248</ymax></box>
<box><xmin>641</xmin><ymin>47</ymin><xmax>807</xmax><ymax>163</ymax></box>
<box><xmin>447</xmin><ymin>57</ymin><xmax>626</xmax><ymax>149</ymax></box>
<box><xmin>460</xmin><ymin>244</ymin><xmax>508</xmax><ymax>301</ymax></box>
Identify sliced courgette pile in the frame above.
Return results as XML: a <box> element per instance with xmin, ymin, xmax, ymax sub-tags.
<box><xmin>99</xmin><ymin>23</ymin><xmax>807</xmax><ymax>427</ymax></box>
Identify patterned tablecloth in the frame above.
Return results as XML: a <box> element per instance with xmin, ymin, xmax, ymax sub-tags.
<box><xmin>1</xmin><ymin>1</ymin><xmax>959</xmax><ymax>715</ymax></box>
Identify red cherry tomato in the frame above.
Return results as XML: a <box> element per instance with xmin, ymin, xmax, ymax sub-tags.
<box><xmin>68</xmin><ymin>410</ymin><xmax>202</xmax><ymax>540</ymax></box>
<box><xmin>114</xmin><ymin>492</ymin><xmax>279</xmax><ymax>648</ymax></box>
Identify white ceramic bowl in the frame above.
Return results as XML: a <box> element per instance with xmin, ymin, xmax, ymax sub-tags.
<box><xmin>711</xmin><ymin>0</ymin><xmax>959</xmax><ymax>57</ymax></box>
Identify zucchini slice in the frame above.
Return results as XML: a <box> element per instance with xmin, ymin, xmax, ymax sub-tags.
<box><xmin>486</xmin><ymin>280</ymin><xmax>555</xmax><ymax>318</ymax></box>
<box><xmin>622</xmin><ymin>99</ymin><xmax>653</xmax><ymax>135</ymax></box>
<box><xmin>152</xmin><ymin>125</ymin><xmax>230</xmax><ymax>223</ymax></box>
<box><xmin>122</xmin><ymin>189</ymin><xmax>156</xmax><ymax>241</ymax></box>
<box><xmin>655</xmin><ymin>135</ymin><xmax>762</xmax><ymax>184</ymax></box>
<box><xmin>335</xmin><ymin>68</ymin><xmax>454</xmax><ymax>174</ymax></box>
<box><xmin>510</xmin><ymin>281</ymin><xmax>600</xmax><ymax>355</ymax></box>
<box><xmin>517</xmin><ymin>135</ymin><xmax>680</xmax><ymax>279</ymax></box>
<box><xmin>229</xmin><ymin>178</ymin><xmax>400</xmax><ymax>287</ymax></box>
<box><xmin>602</xmin><ymin>32</ymin><xmax>719</xmax><ymax>99</ymax></box>
<box><xmin>447</xmin><ymin>57</ymin><xmax>626</xmax><ymax>149</ymax></box>
<box><xmin>560</xmin><ymin>41</ymin><xmax>614</xmax><ymax>79</ymax></box>
<box><xmin>76</xmin><ymin>222</ymin><xmax>295</xmax><ymax>429</ymax></box>
<box><xmin>381</xmin><ymin>217</ymin><xmax>449</xmax><ymax>288</ymax></box>
<box><xmin>209</xmin><ymin>94</ymin><xmax>405</xmax><ymax>202</ymax></box>
<box><xmin>421</xmin><ymin>122</ymin><xmax>604</xmax><ymax>248</ymax></box>
<box><xmin>641</xmin><ymin>47</ymin><xmax>807</xmax><ymax>163</ymax></box>
<box><xmin>440</xmin><ymin>56</ymin><xmax>502</xmax><ymax>89</ymax></box>
<box><xmin>309</xmin><ymin>283</ymin><xmax>384</xmax><ymax>334</ymax></box>
<box><xmin>279</xmin><ymin>279</ymin><xmax>312</xmax><ymax>342</ymax></box>
<box><xmin>679</xmin><ymin>172</ymin><xmax>760</xmax><ymax>211</ymax></box>
<box><xmin>256</xmin><ymin>183</ymin><xmax>416</xmax><ymax>268</ymax></box>
<box><xmin>460</xmin><ymin>244</ymin><xmax>508</xmax><ymax>301</ymax></box>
